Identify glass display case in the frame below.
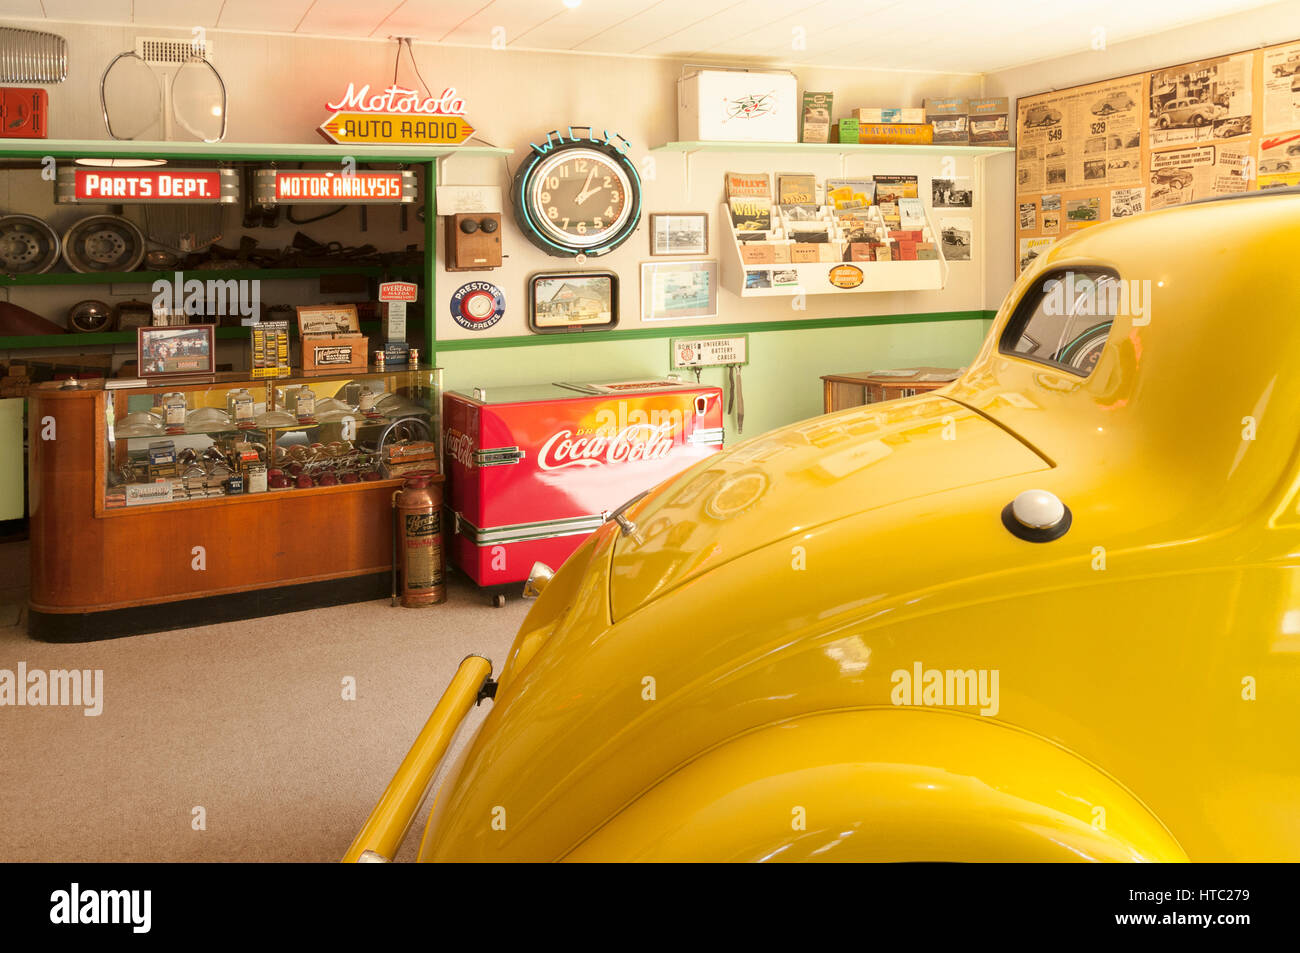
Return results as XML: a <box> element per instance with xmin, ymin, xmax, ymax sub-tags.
<box><xmin>100</xmin><ymin>366</ymin><xmax>440</xmax><ymax>511</ymax></box>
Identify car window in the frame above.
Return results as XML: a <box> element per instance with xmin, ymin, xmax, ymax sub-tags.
<box><xmin>1000</xmin><ymin>268</ymin><xmax>1120</xmax><ymax>378</ymax></box>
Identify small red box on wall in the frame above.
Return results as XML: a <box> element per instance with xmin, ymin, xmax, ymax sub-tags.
<box><xmin>0</xmin><ymin>88</ymin><xmax>48</xmax><ymax>138</ymax></box>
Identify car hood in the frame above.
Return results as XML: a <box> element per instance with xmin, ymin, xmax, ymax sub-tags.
<box><xmin>608</xmin><ymin>393</ymin><xmax>1051</xmax><ymax>621</ymax></box>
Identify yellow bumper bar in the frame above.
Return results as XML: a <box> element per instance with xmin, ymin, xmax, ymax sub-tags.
<box><xmin>343</xmin><ymin>655</ymin><xmax>493</xmax><ymax>863</ymax></box>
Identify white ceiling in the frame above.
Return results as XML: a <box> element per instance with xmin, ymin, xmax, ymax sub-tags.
<box><xmin>1</xmin><ymin>0</ymin><xmax>1290</xmax><ymax>73</ymax></box>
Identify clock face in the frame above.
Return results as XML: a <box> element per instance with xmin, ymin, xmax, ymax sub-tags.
<box><xmin>524</xmin><ymin>146</ymin><xmax>636</xmax><ymax>252</ymax></box>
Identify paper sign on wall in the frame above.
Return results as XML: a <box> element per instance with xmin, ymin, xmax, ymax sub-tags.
<box><xmin>671</xmin><ymin>336</ymin><xmax>749</xmax><ymax>369</ymax></box>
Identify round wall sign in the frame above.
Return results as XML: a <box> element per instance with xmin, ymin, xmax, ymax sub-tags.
<box><xmin>828</xmin><ymin>264</ymin><xmax>864</xmax><ymax>289</ymax></box>
<box><xmin>449</xmin><ymin>281</ymin><xmax>505</xmax><ymax>331</ymax></box>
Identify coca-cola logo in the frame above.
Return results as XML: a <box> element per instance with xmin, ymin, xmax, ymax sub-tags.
<box><xmin>538</xmin><ymin>423</ymin><xmax>677</xmax><ymax>471</ymax></box>
<box><xmin>446</xmin><ymin>428</ymin><xmax>476</xmax><ymax>469</ymax></box>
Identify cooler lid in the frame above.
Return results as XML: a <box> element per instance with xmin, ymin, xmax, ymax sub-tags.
<box><xmin>454</xmin><ymin>378</ymin><xmax>700</xmax><ymax>404</ymax></box>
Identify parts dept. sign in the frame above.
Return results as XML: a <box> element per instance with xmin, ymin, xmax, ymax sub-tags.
<box><xmin>56</xmin><ymin>167</ymin><xmax>239</xmax><ymax>204</ymax></box>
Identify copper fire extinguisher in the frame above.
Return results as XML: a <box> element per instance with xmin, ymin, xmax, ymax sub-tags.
<box><xmin>392</xmin><ymin>470</ymin><xmax>446</xmax><ymax>607</ymax></box>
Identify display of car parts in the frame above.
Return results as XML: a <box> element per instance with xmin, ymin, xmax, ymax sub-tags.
<box><xmin>100</xmin><ymin>49</ymin><xmax>227</xmax><ymax>142</ymax></box>
<box><xmin>0</xmin><ymin>213</ymin><xmax>60</xmax><ymax>273</ymax></box>
<box><xmin>0</xmin><ymin>27</ymin><xmax>67</xmax><ymax>85</ymax></box>
<box><xmin>67</xmin><ymin>299</ymin><xmax>113</xmax><ymax>334</ymax></box>
<box><xmin>61</xmin><ymin>215</ymin><xmax>146</xmax><ymax>273</ymax></box>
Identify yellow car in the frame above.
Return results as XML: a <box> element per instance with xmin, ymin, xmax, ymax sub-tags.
<box><xmin>348</xmin><ymin>188</ymin><xmax>1300</xmax><ymax>862</ymax></box>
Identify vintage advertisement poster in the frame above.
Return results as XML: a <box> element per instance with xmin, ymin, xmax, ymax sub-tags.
<box><xmin>1017</xmin><ymin>201</ymin><xmax>1037</xmax><ymax>231</ymax></box>
<box><xmin>1017</xmin><ymin>76</ymin><xmax>1143</xmax><ymax>194</ymax></box>
<box><xmin>1110</xmin><ymin>187</ymin><xmax>1145</xmax><ymax>218</ymax></box>
<box><xmin>1064</xmin><ymin>196</ymin><xmax>1101</xmax><ymax>229</ymax></box>
<box><xmin>1262</xmin><ymin>43</ymin><xmax>1300</xmax><ymax>133</ymax></box>
<box><xmin>1015</xmin><ymin>38</ymin><xmax>1298</xmax><ymax>276</ymax></box>
<box><xmin>1018</xmin><ymin>237</ymin><xmax>1055</xmax><ymax>273</ymax></box>
<box><xmin>1147</xmin><ymin>143</ymin><xmax>1248</xmax><ymax>209</ymax></box>
<box><xmin>1259</xmin><ymin>131</ymin><xmax>1300</xmax><ymax>188</ymax></box>
<box><xmin>1148</xmin><ymin>54</ymin><xmax>1253</xmax><ymax>147</ymax></box>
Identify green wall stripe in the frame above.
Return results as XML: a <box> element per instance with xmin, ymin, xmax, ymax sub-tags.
<box><xmin>434</xmin><ymin>309</ymin><xmax>997</xmax><ymax>352</ymax></box>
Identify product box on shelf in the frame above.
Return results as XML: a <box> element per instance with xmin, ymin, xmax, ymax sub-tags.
<box><xmin>296</xmin><ymin>304</ymin><xmax>368</xmax><ymax>371</ymax></box>
<box><xmin>679</xmin><ymin>68</ymin><xmax>798</xmax><ymax>142</ymax></box>
<box><xmin>857</xmin><ymin>123</ymin><xmax>934</xmax><ymax>145</ymax></box>
<box><xmin>969</xmin><ymin>97</ymin><xmax>1011</xmax><ymax>145</ymax></box>
<box><xmin>925</xmin><ymin>97</ymin><xmax>969</xmax><ymax>144</ymax></box>
<box><xmin>853</xmin><ymin>107</ymin><xmax>925</xmax><ymax>124</ymax></box>
<box><xmin>800</xmin><ymin>91</ymin><xmax>834</xmax><ymax>143</ymax></box>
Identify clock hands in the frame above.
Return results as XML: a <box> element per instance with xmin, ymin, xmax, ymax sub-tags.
<box><xmin>575</xmin><ymin>166</ymin><xmax>600</xmax><ymax>205</ymax></box>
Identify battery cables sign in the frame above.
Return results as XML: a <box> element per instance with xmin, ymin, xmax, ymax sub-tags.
<box><xmin>318</xmin><ymin>83</ymin><xmax>475</xmax><ymax>147</ymax></box>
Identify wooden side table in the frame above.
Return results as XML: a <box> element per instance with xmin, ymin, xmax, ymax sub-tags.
<box><xmin>821</xmin><ymin>367</ymin><xmax>960</xmax><ymax>414</ymax></box>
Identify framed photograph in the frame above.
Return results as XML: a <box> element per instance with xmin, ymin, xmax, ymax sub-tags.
<box><xmin>649</xmin><ymin>213</ymin><xmax>708</xmax><ymax>256</ymax></box>
<box><xmin>529</xmin><ymin>272</ymin><xmax>619</xmax><ymax>333</ymax></box>
<box><xmin>137</xmin><ymin>324</ymin><xmax>215</xmax><ymax>378</ymax></box>
<box><xmin>640</xmin><ymin>260</ymin><xmax>718</xmax><ymax>322</ymax></box>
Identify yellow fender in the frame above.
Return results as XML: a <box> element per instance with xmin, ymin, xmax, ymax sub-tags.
<box><xmin>566</xmin><ymin>708</ymin><xmax>1188</xmax><ymax>862</ymax></box>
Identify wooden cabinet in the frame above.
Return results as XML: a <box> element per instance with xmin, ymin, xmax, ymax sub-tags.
<box><xmin>821</xmin><ymin>366</ymin><xmax>960</xmax><ymax>414</ymax></box>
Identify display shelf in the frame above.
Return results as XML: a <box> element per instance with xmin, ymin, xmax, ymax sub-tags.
<box><xmin>652</xmin><ymin>140</ymin><xmax>1012</xmax><ymax>192</ymax></box>
<box><xmin>0</xmin><ymin>321</ymin><xmax>388</xmax><ymax>351</ymax></box>
<box><xmin>719</xmin><ymin>203</ymin><xmax>948</xmax><ymax>298</ymax></box>
<box><xmin>653</xmin><ymin>140</ymin><xmax>1015</xmax><ymax>157</ymax></box>
<box><xmin>0</xmin><ymin>264</ymin><xmax>422</xmax><ymax>287</ymax></box>
<box><xmin>0</xmin><ymin>138</ymin><xmax>511</xmax><ymax>162</ymax></box>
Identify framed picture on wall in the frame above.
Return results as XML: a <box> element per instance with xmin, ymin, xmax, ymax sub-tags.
<box><xmin>528</xmin><ymin>272</ymin><xmax>619</xmax><ymax>333</ymax></box>
<box><xmin>649</xmin><ymin>213</ymin><xmax>708</xmax><ymax>256</ymax></box>
<box><xmin>136</xmin><ymin>324</ymin><xmax>215</xmax><ymax>378</ymax></box>
<box><xmin>640</xmin><ymin>260</ymin><xmax>718</xmax><ymax>322</ymax></box>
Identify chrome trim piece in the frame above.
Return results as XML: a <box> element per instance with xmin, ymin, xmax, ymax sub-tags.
<box><xmin>455</xmin><ymin>513</ymin><xmax>606</xmax><ymax>546</ymax></box>
<box><xmin>688</xmin><ymin>428</ymin><xmax>725</xmax><ymax>446</ymax></box>
<box><xmin>474</xmin><ymin>447</ymin><xmax>526</xmax><ymax>467</ymax></box>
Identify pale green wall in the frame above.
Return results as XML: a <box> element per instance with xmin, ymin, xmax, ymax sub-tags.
<box><xmin>438</xmin><ymin>317</ymin><xmax>991</xmax><ymax>446</ymax></box>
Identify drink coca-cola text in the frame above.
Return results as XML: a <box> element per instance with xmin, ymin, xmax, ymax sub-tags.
<box><xmin>539</xmin><ymin>422</ymin><xmax>677</xmax><ymax>471</ymax></box>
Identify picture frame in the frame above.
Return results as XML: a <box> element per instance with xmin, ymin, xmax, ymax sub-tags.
<box><xmin>640</xmin><ymin>260</ymin><xmax>719</xmax><ymax>322</ymax></box>
<box><xmin>649</xmin><ymin>213</ymin><xmax>709</xmax><ymax>256</ymax></box>
<box><xmin>528</xmin><ymin>272</ymin><xmax>619</xmax><ymax>333</ymax></box>
<box><xmin>136</xmin><ymin>324</ymin><xmax>216</xmax><ymax>379</ymax></box>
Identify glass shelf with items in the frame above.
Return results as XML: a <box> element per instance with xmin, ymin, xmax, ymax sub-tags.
<box><xmin>101</xmin><ymin>366</ymin><xmax>440</xmax><ymax>511</ymax></box>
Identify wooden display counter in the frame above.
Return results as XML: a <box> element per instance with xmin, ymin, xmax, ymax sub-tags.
<box><xmin>27</xmin><ymin>378</ymin><xmax>429</xmax><ymax>641</ymax></box>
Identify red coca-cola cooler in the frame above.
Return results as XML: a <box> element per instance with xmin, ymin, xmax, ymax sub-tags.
<box><xmin>443</xmin><ymin>378</ymin><xmax>725</xmax><ymax>592</ymax></box>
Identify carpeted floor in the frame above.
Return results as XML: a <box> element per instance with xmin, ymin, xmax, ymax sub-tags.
<box><xmin>0</xmin><ymin>539</ymin><xmax>529</xmax><ymax>862</ymax></box>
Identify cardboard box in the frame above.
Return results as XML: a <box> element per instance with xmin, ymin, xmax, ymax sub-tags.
<box><xmin>925</xmin><ymin>97</ymin><xmax>969</xmax><ymax>145</ymax></box>
<box><xmin>969</xmin><ymin>97</ymin><xmax>1010</xmax><ymax>145</ymax></box>
<box><xmin>858</xmin><ymin>123</ymin><xmax>934</xmax><ymax>145</ymax></box>
<box><xmin>837</xmin><ymin>118</ymin><xmax>859</xmax><ymax>144</ymax></box>
<box><xmin>679</xmin><ymin>69</ymin><xmax>798</xmax><ymax>142</ymax></box>
<box><xmin>740</xmin><ymin>243</ymin><xmax>777</xmax><ymax>264</ymax></box>
<box><xmin>853</xmin><ymin>107</ymin><xmax>925</xmax><ymax>124</ymax></box>
<box><xmin>800</xmin><ymin>91</ymin><xmax>834</xmax><ymax>143</ymax></box>
<box><xmin>297</xmin><ymin>304</ymin><xmax>369</xmax><ymax>371</ymax></box>
<box><xmin>302</xmin><ymin>334</ymin><xmax>369</xmax><ymax>371</ymax></box>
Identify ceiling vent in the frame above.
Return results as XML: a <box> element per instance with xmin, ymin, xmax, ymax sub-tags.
<box><xmin>133</xmin><ymin>36</ymin><xmax>213</xmax><ymax>66</ymax></box>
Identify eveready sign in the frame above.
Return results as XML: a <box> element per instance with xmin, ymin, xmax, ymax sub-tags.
<box><xmin>275</xmin><ymin>172</ymin><xmax>403</xmax><ymax>201</ymax></box>
<box><xmin>75</xmin><ymin>169</ymin><xmax>220</xmax><ymax>200</ymax></box>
